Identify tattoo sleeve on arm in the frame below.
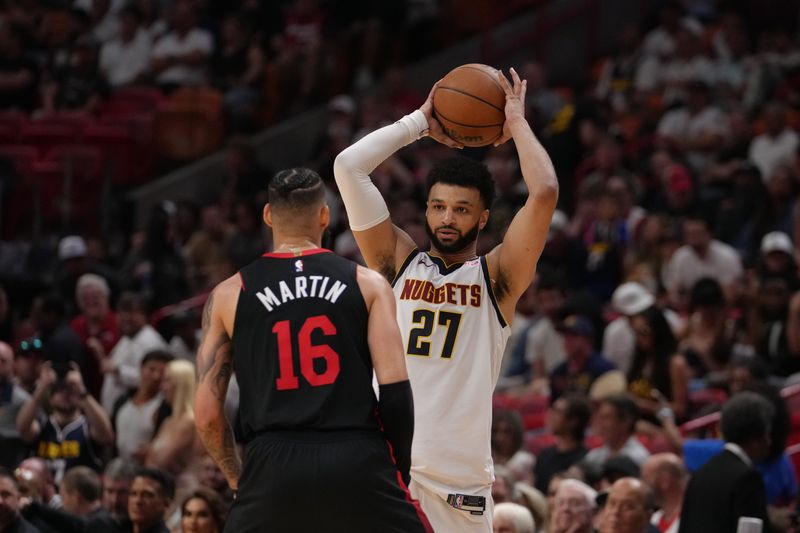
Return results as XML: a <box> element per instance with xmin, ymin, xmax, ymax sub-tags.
<box><xmin>195</xmin><ymin>290</ymin><xmax>242</xmax><ymax>488</ymax></box>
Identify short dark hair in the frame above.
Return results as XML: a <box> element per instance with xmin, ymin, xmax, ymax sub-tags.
<box><xmin>141</xmin><ymin>349</ymin><xmax>173</xmax><ymax>367</ymax></box>
<box><xmin>689</xmin><ymin>278</ymin><xmax>725</xmax><ymax>311</ymax></box>
<box><xmin>721</xmin><ymin>391</ymin><xmax>774</xmax><ymax>446</ymax></box>
<box><xmin>268</xmin><ymin>168</ymin><xmax>325</xmax><ymax>211</ymax></box>
<box><xmin>426</xmin><ymin>156</ymin><xmax>495</xmax><ymax>209</ymax></box>
<box><xmin>563</xmin><ymin>394</ymin><xmax>591</xmax><ymax>442</ymax></box>
<box><xmin>117</xmin><ymin>292</ymin><xmax>147</xmax><ymax>314</ymax></box>
<box><xmin>181</xmin><ymin>488</ymin><xmax>227</xmax><ymax>531</ymax></box>
<box><xmin>602</xmin><ymin>394</ymin><xmax>640</xmax><ymax>433</ymax></box>
<box><xmin>135</xmin><ymin>468</ymin><xmax>175</xmax><ymax>501</ymax></box>
<box><xmin>62</xmin><ymin>467</ymin><xmax>101</xmax><ymax>502</ymax></box>
<box><xmin>492</xmin><ymin>410</ymin><xmax>524</xmax><ymax>454</ymax></box>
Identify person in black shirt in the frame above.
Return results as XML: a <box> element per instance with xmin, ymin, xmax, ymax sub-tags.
<box><xmin>0</xmin><ymin>23</ymin><xmax>39</xmax><ymax>113</ymax></box>
<box><xmin>0</xmin><ymin>469</ymin><xmax>40</xmax><ymax>533</ymax></box>
<box><xmin>194</xmin><ymin>168</ymin><xmax>431</xmax><ymax>532</ymax></box>
<box><xmin>534</xmin><ymin>395</ymin><xmax>591</xmax><ymax>493</ymax></box>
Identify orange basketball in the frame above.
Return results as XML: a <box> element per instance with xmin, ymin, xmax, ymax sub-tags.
<box><xmin>433</xmin><ymin>64</ymin><xmax>506</xmax><ymax>147</ymax></box>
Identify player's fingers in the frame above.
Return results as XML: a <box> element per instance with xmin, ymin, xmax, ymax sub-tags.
<box><xmin>510</xmin><ymin>67</ymin><xmax>522</xmax><ymax>89</ymax></box>
<box><xmin>496</xmin><ymin>69</ymin><xmax>513</xmax><ymax>94</ymax></box>
<box><xmin>520</xmin><ymin>80</ymin><xmax>528</xmax><ymax>104</ymax></box>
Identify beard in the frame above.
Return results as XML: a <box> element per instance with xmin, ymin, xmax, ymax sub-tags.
<box><xmin>425</xmin><ymin>220</ymin><xmax>480</xmax><ymax>254</ymax></box>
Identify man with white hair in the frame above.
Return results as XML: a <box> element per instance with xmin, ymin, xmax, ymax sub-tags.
<box><xmin>70</xmin><ymin>274</ymin><xmax>120</xmax><ymax>399</ymax></box>
<box><xmin>493</xmin><ymin>502</ymin><xmax>535</xmax><ymax>533</ymax></box>
<box><xmin>550</xmin><ymin>479</ymin><xmax>597</xmax><ymax>533</ymax></box>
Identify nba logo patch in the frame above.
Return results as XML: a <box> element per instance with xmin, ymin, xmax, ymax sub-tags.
<box><xmin>295</xmin><ymin>260</ymin><xmax>304</xmax><ymax>272</ymax></box>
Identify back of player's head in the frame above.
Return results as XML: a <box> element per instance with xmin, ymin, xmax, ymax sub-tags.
<box><xmin>426</xmin><ymin>156</ymin><xmax>495</xmax><ymax>209</ymax></box>
<box><xmin>268</xmin><ymin>168</ymin><xmax>326</xmax><ymax>214</ymax></box>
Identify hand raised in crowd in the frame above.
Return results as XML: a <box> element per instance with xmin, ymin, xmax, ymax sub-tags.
<box><xmin>34</xmin><ymin>362</ymin><xmax>57</xmax><ymax>397</ymax></box>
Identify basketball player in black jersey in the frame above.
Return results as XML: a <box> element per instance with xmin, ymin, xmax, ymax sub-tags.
<box><xmin>194</xmin><ymin>168</ymin><xmax>432</xmax><ymax>532</ymax></box>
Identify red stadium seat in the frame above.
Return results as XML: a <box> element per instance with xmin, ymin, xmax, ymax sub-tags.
<box><xmin>525</xmin><ymin>433</ymin><xmax>556</xmax><ymax>455</ymax></box>
<box><xmin>45</xmin><ymin>145</ymin><xmax>104</xmax><ymax>180</ymax></box>
<box><xmin>32</xmin><ymin>111</ymin><xmax>91</xmax><ymax>133</ymax></box>
<box><xmin>83</xmin><ymin>124</ymin><xmax>136</xmax><ymax>185</ymax></box>
<box><xmin>0</xmin><ymin>145</ymin><xmax>39</xmax><ymax>175</ymax></box>
<box><xmin>19</xmin><ymin>124</ymin><xmax>78</xmax><ymax>155</ymax></box>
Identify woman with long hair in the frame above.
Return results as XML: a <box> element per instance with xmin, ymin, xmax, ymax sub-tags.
<box><xmin>627</xmin><ymin>307</ymin><xmax>690</xmax><ymax>419</ymax></box>
<box><xmin>180</xmin><ymin>488</ymin><xmax>227</xmax><ymax>533</ymax></box>
<box><xmin>146</xmin><ymin>359</ymin><xmax>200</xmax><ymax>475</ymax></box>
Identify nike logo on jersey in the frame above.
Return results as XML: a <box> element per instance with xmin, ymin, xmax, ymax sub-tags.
<box><xmin>256</xmin><ymin>276</ymin><xmax>347</xmax><ymax>311</ymax></box>
<box><xmin>399</xmin><ymin>278</ymin><xmax>482</xmax><ymax>307</ymax></box>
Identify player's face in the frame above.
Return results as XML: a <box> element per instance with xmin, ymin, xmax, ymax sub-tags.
<box><xmin>425</xmin><ymin>183</ymin><xmax>487</xmax><ymax>254</ymax></box>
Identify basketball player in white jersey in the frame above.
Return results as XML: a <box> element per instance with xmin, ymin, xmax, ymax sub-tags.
<box><xmin>333</xmin><ymin>68</ymin><xmax>558</xmax><ymax>532</ymax></box>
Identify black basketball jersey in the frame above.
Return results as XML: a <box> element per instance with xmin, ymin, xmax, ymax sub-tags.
<box><xmin>233</xmin><ymin>249</ymin><xmax>379</xmax><ymax>440</ymax></box>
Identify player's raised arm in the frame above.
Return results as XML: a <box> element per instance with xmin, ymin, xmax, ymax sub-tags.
<box><xmin>333</xmin><ymin>83</ymin><xmax>462</xmax><ymax>281</ymax></box>
<box><xmin>486</xmin><ymin>68</ymin><xmax>559</xmax><ymax>318</ymax></box>
<box><xmin>194</xmin><ymin>276</ymin><xmax>241</xmax><ymax>490</ymax></box>
<box><xmin>357</xmin><ymin>265</ymin><xmax>415</xmax><ymax>484</ymax></box>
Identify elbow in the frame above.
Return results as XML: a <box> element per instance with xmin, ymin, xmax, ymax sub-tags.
<box><xmin>532</xmin><ymin>177</ymin><xmax>559</xmax><ymax>205</ymax></box>
<box><xmin>332</xmin><ymin>151</ymin><xmax>355</xmax><ymax>184</ymax></box>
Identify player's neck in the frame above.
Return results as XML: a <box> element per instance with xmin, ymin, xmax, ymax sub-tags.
<box><xmin>272</xmin><ymin>236</ymin><xmax>321</xmax><ymax>254</ymax></box>
<box><xmin>427</xmin><ymin>245</ymin><xmax>478</xmax><ymax>265</ymax></box>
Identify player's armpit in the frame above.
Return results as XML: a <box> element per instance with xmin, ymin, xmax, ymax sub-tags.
<box><xmin>352</xmin><ymin>223</ymin><xmax>417</xmax><ymax>282</ymax></box>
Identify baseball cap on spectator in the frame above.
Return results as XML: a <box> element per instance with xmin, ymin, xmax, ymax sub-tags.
<box><xmin>548</xmin><ymin>210</ymin><xmax>568</xmax><ymax>240</ymax></box>
<box><xmin>589</xmin><ymin>371</ymin><xmax>628</xmax><ymax>401</ymax></box>
<box><xmin>329</xmin><ymin>95</ymin><xmax>356</xmax><ymax>115</ymax></box>
<box><xmin>760</xmin><ymin>231</ymin><xmax>793</xmax><ymax>256</ymax></box>
<box><xmin>612</xmin><ymin>282</ymin><xmax>655</xmax><ymax>316</ymax></box>
<box><xmin>58</xmin><ymin>236</ymin><xmax>87</xmax><ymax>261</ymax></box>
<box><xmin>557</xmin><ymin>315</ymin><xmax>594</xmax><ymax>338</ymax></box>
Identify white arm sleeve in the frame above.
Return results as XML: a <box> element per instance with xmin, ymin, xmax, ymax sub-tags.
<box><xmin>333</xmin><ymin>110</ymin><xmax>429</xmax><ymax>231</ymax></box>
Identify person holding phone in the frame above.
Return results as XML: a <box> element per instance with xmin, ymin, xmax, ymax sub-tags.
<box><xmin>16</xmin><ymin>362</ymin><xmax>114</xmax><ymax>483</ymax></box>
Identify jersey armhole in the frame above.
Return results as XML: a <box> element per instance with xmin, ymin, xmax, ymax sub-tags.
<box><xmin>391</xmin><ymin>248</ymin><xmax>419</xmax><ymax>288</ymax></box>
<box><xmin>480</xmin><ymin>256</ymin><xmax>509</xmax><ymax>328</ymax></box>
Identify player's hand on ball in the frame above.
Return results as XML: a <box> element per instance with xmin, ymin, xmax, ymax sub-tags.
<box><xmin>420</xmin><ymin>80</ymin><xmax>464</xmax><ymax>149</ymax></box>
<box><xmin>495</xmin><ymin>67</ymin><xmax>528</xmax><ymax>146</ymax></box>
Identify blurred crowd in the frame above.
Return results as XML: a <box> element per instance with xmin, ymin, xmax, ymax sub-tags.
<box><xmin>2</xmin><ymin>0</ymin><xmax>800</xmax><ymax>532</ymax></box>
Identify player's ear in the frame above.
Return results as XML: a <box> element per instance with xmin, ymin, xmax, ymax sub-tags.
<box><xmin>478</xmin><ymin>209</ymin><xmax>490</xmax><ymax>230</ymax></box>
<box><xmin>320</xmin><ymin>204</ymin><xmax>330</xmax><ymax>229</ymax></box>
<box><xmin>264</xmin><ymin>204</ymin><xmax>274</xmax><ymax>228</ymax></box>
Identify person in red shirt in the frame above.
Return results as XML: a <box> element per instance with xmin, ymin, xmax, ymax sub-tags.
<box><xmin>70</xmin><ymin>274</ymin><xmax>120</xmax><ymax>399</ymax></box>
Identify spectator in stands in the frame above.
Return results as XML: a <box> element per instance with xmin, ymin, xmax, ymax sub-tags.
<box><xmin>128</xmin><ymin>468</ymin><xmax>173</xmax><ymax>533</ymax></box>
<box><xmin>550</xmin><ymin>315</ymin><xmax>615</xmax><ymax>401</ymax></box>
<box><xmin>42</xmin><ymin>35</ymin><xmax>110</xmax><ymax>113</ymax></box>
<box><xmin>664</xmin><ymin>215</ymin><xmax>743</xmax><ymax>309</ymax></box>
<box><xmin>597</xmin><ymin>477</ymin><xmax>655</xmax><ymax>533</ymax></box>
<box><xmin>60</xmin><ymin>466</ymin><xmax>103</xmax><ymax>518</ymax></box>
<box><xmin>582</xmin><ymin>186</ymin><xmax>628</xmax><ymax>301</ymax></box>
<box><xmin>112</xmin><ymin>350</ymin><xmax>170</xmax><ymax>462</ymax></box>
<box><xmin>678</xmin><ymin>278</ymin><xmax>737</xmax><ymax>380</ymax></box>
<box><xmin>212</xmin><ymin>12</ymin><xmax>264</xmax><ymax>132</ymax></box>
<box><xmin>627</xmin><ymin>307</ymin><xmax>690</xmax><ymax>419</ymax></box>
<box><xmin>757</xmin><ymin>231</ymin><xmax>799</xmax><ymax>289</ymax></box>
<box><xmin>604</xmin><ymin>282</ymin><xmax>656</xmax><ymax>375</ymax></box>
<box><xmin>641</xmin><ymin>454</ymin><xmax>686</xmax><ymax>533</ymax></box>
<box><xmin>679</xmin><ymin>392</ymin><xmax>772</xmax><ymax>532</ymax></box>
<box><xmin>657</xmin><ymin>81</ymin><xmax>727</xmax><ymax>173</ymax></box>
<box><xmin>493</xmin><ymin>501</ymin><xmax>535</xmax><ymax>533</ymax></box>
<box><xmin>748</xmin><ymin>273</ymin><xmax>798</xmax><ymax>377</ymax></box>
<box><xmin>150</xmin><ymin>0</ymin><xmax>213</xmax><ymax>90</ymax></box>
<box><xmin>491</xmin><ymin>411</ymin><xmax>535</xmax><ymax>486</ymax></box>
<box><xmin>180</xmin><ymin>488</ymin><xmax>226</xmax><ymax>533</ymax></box>
<box><xmin>492</xmin><ymin>466</ymin><xmax>518</xmax><ymax>505</ymax></box>
<box><xmin>17</xmin><ymin>362</ymin><xmax>114</xmax><ymax>483</ymax></box>
<box><xmin>13</xmin><ymin>458</ymin><xmax>60</xmax><ymax>509</ymax></box>
<box><xmin>13</xmin><ymin>339</ymin><xmax>44</xmax><ymax>396</ymax></box>
<box><xmin>101</xmin><ymin>291</ymin><xmax>167</xmax><ymax>414</ymax></box>
<box><xmin>585</xmin><ymin>395</ymin><xmax>649</xmax><ymax>468</ymax></box>
<box><xmin>70</xmin><ymin>274</ymin><xmax>119</xmax><ymax>400</ymax></box>
<box><xmin>0</xmin><ymin>342</ymin><xmax>29</xmax><ymax>470</ymax></box>
<box><xmin>56</xmin><ymin>236</ymin><xmax>119</xmax><ymax>319</ymax></box>
<box><xmin>550</xmin><ymin>478</ymin><xmax>597</xmax><ymax>533</ymax></box>
<box><xmin>521</xmin><ymin>60</ymin><xmax>564</xmax><ymax>130</ymax></box>
<box><xmin>749</xmin><ymin>101</ymin><xmax>799</xmax><ymax>182</ymax></box>
<box><xmin>145</xmin><ymin>360</ymin><xmax>198</xmax><ymax>477</ymax></box>
<box><xmin>534</xmin><ymin>395</ymin><xmax>591</xmax><ymax>493</ymax></box>
<box><xmin>0</xmin><ymin>468</ymin><xmax>39</xmax><ymax>533</ymax></box>
<box><xmin>136</xmin><ymin>0</ymin><xmax>167</xmax><ymax>42</ymax></box>
<box><xmin>86</xmin><ymin>458</ymin><xmax>136</xmax><ymax>533</ymax></box>
<box><xmin>167</xmin><ymin>311</ymin><xmax>200</xmax><ymax>361</ymax></box>
<box><xmin>185</xmin><ymin>204</ymin><xmax>231</xmax><ymax>293</ymax></box>
<box><xmin>538</xmin><ymin>211</ymin><xmax>589</xmax><ymax>291</ymax></box>
<box><xmin>100</xmin><ymin>5</ymin><xmax>152</xmax><ymax>88</ymax></box>
<box><xmin>524</xmin><ymin>273</ymin><xmax>567</xmax><ymax>389</ymax></box>
<box><xmin>90</xmin><ymin>0</ymin><xmax>121</xmax><ymax>44</ymax></box>
<box><xmin>225</xmin><ymin>200</ymin><xmax>266</xmax><ymax>270</ymax></box>
<box><xmin>0</xmin><ymin>22</ymin><xmax>39</xmax><ymax>112</ymax></box>
<box><xmin>29</xmin><ymin>294</ymin><xmax>87</xmax><ymax>377</ymax></box>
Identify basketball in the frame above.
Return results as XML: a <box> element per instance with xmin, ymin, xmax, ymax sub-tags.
<box><xmin>433</xmin><ymin>64</ymin><xmax>506</xmax><ymax>147</ymax></box>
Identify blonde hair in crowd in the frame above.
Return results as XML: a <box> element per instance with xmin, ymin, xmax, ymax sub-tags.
<box><xmin>168</xmin><ymin>359</ymin><xmax>196</xmax><ymax>418</ymax></box>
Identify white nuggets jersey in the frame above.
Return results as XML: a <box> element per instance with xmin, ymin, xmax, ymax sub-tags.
<box><xmin>393</xmin><ymin>250</ymin><xmax>511</xmax><ymax>495</ymax></box>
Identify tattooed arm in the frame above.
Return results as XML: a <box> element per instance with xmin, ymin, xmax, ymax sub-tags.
<box><xmin>194</xmin><ymin>276</ymin><xmax>241</xmax><ymax>490</ymax></box>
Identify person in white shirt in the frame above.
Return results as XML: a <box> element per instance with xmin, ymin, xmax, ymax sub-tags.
<box><xmin>664</xmin><ymin>215</ymin><xmax>743</xmax><ymax>309</ymax></box>
<box><xmin>101</xmin><ymin>292</ymin><xmax>168</xmax><ymax>413</ymax></box>
<box><xmin>749</xmin><ymin>101</ymin><xmax>800</xmax><ymax>183</ymax></box>
<box><xmin>112</xmin><ymin>350</ymin><xmax>170</xmax><ymax>461</ymax></box>
<box><xmin>100</xmin><ymin>6</ymin><xmax>151</xmax><ymax>87</ymax></box>
<box><xmin>150</xmin><ymin>0</ymin><xmax>213</xmax><ymax>88</ymax></box>
<box><xmin>584</xmin><ymin>395</ymin><xmax>650</xmax><ymax>468</ymax></box>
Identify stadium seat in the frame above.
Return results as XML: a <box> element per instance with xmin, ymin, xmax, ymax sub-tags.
<box><xmin>83</xmin><ymin>124</ymin><xmax>136</xmax><ymax>185</ymax></box>
<box><xmin>524</xmin><ymin>433</ymin><xmax>556</xmax><ymax>455</ymax></box>
<box><xmin>19</xmin><ymin>124</ymin><xmax>78</xmax><ymax>155</ymax></box>
<box><xmin>0</xmin><ymin>145</ymin><xmax>39</xmax><ymax>176</ymax></box>
<box><xmin>154</xmin><ymin>106</ymin><xmax>221</xmax><ymax>161</ymax></box>
<box><xmin>111</xmin><ymin>86</ymin><xmax>165</xmax><ymax>110</ymax></box>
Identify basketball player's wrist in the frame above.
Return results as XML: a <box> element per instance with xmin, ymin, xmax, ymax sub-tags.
<box><xmin>402</xmin><ymin>110</ymin><xmax>429</xmax><ymax>140</ymax></box>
